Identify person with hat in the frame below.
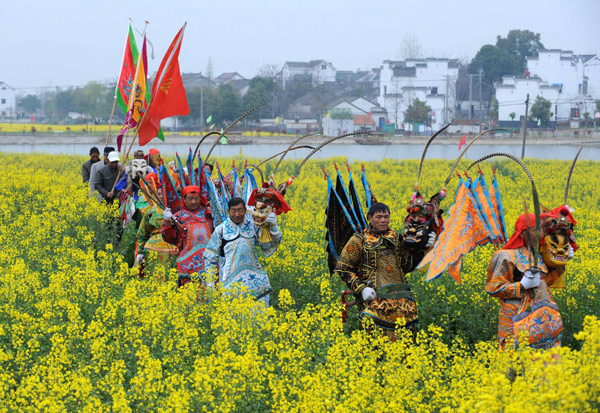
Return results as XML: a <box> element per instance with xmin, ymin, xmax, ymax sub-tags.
<box><xmin>486</xmin><ymin>208</ymin><xmax>577</xmax><ymax>349</ymax></box>
<box><xmin>94</xmin><ymin>151</ymin><xmax>122</xmax><ymax>204</ymax></box>
<box><xmin>162</xmin><ymin>184</ymin><xmax>213</xmax><ymax>287</ymax></box>
<box><xmin>82</xmin><ymin>147</ymin><xmax>100</xmax><ymax>183</ymax></box>
<box><xmin>89</xmin><ymin>146</ymin><xmax>115</xmax><ymax>201</ymax></box>
<box><xmin>147</xmin><ymin>148</ymin><xmax>162</xmax><ymax>172</ymax></box>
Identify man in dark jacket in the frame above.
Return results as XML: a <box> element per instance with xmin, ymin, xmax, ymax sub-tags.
<box><xmin>82</xmin><ymin>147</ymin><xmax>100</xmax><ymax>183</ymax></box>
<box><xmin>89</xmin><ymin>146</ymin><xmax>115</xmax><ymax>201</ymax></box>
<box><xmin>94</xmin><ymin>151</ymin><xmax>121</xmax><ymax>204</ymax></box>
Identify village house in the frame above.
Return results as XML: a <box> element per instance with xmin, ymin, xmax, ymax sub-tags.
<box><xmin>181</xmin><ymin>72</ymin><xmax>215</xmax><ymax>89</ymax></box>
<box><xmin>280</xmin><ymin>60</ymin><xmax>336</xmax><ymax>89</ymax></box>
<box><xmin>495</xmin><ymin>75</ymin><xmax>561</xmax><ymax>122</ymax></box>
<box><xmin>495</xmin><ymin>49</ymin><xmax>600</xmax><ymax>122</ymax></box>
<box><xmin>322</xmin><ymin>97</ymin><xmax>387</xmax><ymax>136</ymax></box>
<box><xmin>0</xmin><ymin>82</ymin><xmax>16</xmax><ymax>118</ymax></box>
<box><xmin>525</xmin><ymin>49</ymin><xmax>600</xmax><ymax>120</ymax></box>
<box><xmin>377</xmin><ymin>58</ymin><xmax>459</xmax><ymax>132</ymax></box>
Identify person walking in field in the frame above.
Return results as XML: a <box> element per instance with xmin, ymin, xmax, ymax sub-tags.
<box><xmin>486</xmin><ymin>207</ymin><xmax>576</xmax><ymax>349</ymax></box>
<box><xmin>335</xmin><ymin>202</ymin><xmax>436</xmax><ymax>340</ymax></box>
<box><xmin>203</xmin><ymin>197</ymin><xmax>282</xmax><ymax>306</ymax></box>
<box><xmin>162</xmin><ymin>184</ymin><xmax>213</xmax><ymax>287</ymax></box>
<box><xmin>93</xmin><ymin>151</ymin><xmax>122</xmax><ymax>204</ymax></box>
<box><xmin>89</xmin><ymin>146</ymin><xmax>115</xmax><ymax>201</ymax></box>
<box><xmin>81</xmin><ymin>146</ymin><xmax>100</xmax><ymax>183</ymax></box>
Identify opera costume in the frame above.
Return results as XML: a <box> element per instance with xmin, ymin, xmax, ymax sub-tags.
<box><xmin>161</xmin><ymin>185</ymin><xmax>213</xmax><ymax>287</ymax></box>
<box><xmin>203</xmin><ymin>213</ymin><xmax>282</xmax><ymax>306</ymax></box>
<box><xmin>135</xmin><ymin>173</ymin><xmax>176</xmax><ymax>267</ymax></box>
<box><xmin>335</xmin><ymin>225</ymin><xmax>432</xmax><ymax>339</ymax></box>
<box><xmin>486</xmin><ymin>208</ymin><xmax>576</xmax><ymax>349</ymax></box>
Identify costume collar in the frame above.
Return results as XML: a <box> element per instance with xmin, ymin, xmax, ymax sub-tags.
<box><xmin>506</xmin><ymin>246</ymin><xmax>549</xmax><ymax>273</ymax></box>
<box><xmin>363</xmin><ymin>226</ymin><xmax>397</xmax><ymax>247</ymax></box>
<box><xmin>223</xmin><ymin>213</ymin><xmax>256</xmax><ymax>240</ymax></box>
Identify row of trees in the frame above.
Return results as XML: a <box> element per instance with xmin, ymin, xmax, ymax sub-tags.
<box><xmin>17</xmin><ymin>75</ymin><xmax>320</xmax><ymax>128</ymax></box>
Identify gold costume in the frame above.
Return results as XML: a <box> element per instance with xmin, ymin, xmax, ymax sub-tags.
<box><xmin>335</xmin><ymin>227</ymin><xmax>427</xmax><ymax>337</ymax></box>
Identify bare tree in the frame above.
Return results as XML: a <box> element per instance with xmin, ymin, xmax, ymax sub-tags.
<box><xmin>257</xmin><ymin>64</ymin><xmax>280</xmax><ymax>79</ymax></box>
<box><xmin>396</xmin><ymin>34</ymin><xmax>424</xmax><ymax>60</ymax></box>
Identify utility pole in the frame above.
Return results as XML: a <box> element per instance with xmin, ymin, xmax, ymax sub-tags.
<box><xmin>200</xmin><ymin>83</ymin><xmax>205</xmax><ymax>136</ymax></box>
<box><xmin>521</xmin><ymin>93</ymin><xmax>530</xmax><ymax>159</ymax></box>
<box><xmin>444</xmin><ymin>75</ymin><xmax>449</xmax><ymax>123</ymax></box>
<box><xmin>469</xmin><ymin>74</ymin><xmax>473</xmax><ymax>119</ymax></box>
<box><xmin>478</xmin><ymin>69</ymin><xmax>483</xmax><ymax>122</ymax></box>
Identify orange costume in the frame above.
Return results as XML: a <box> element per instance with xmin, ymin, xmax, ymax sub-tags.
<box><xmin>486</xmin><ymin>209</ymin><xmax>576</xmax><ymax>349</ymax></box>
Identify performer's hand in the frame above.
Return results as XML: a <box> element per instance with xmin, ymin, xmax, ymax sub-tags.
<box><xmin>520</xmin><ymin>270</ymin><xmax>540</xmax><ymax>290</ymax></box>
<box><xmin>425</xmin><ymin>231</ymin><xmax>436</xmax><ymax>248</ymax></box>
<box><xmin>568</xmin><ymin>244</ymin><xmax>574</xmax><ymax>260</ymax></box>
<box><xmin>361</xmin><ymin>287</ymin><xmax>376</xmax><ymax>302</ymax></box>
<box><xmin>107</xmin><ymin>191</ymin><xmax>114</xmax><ymax>199</ymax></box>
<box><xmin>265</xmin><ymin>212</ymin><xmax>277</xmax><ymax>227</ymax></box>
<box><xmin>163</xmin><ymin>208</ymin><xmax>173</xmax><ymax>221</ymax></box>
<box><xmin>136</xmin><ymin>254</ymin><xmax>144</xmax><ymax>264</ymax></box>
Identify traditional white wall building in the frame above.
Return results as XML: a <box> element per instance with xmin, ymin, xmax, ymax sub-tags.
<box><xmin>521</xmin><ymin>49</ymin><xmax>599</xmax><ymax>120</ymax></box>
<box><xmin>321</xmin><ymin>97</ymin><xmax>388</xmax><ymax>135</ymax></box>
<box><xmin>0</xmin><ymin>82</ymin><xmax>16</xmax><ymax>118</ymax></box>
<box><xmin>495</xmin><ymin>76</ymin><xmax>561</xmax><ymax>122</ymax></box>
<box><xmin>378</xmin><ymin>58</ymin><xmax>459</xmax><ymax>131</ymax></box>
<box><xmin>280</xmin><ymin>60</ymin><xmax>336</xmax><ymax>89</ymax></box>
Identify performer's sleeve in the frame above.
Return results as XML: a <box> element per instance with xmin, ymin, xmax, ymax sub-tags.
<box><xmin>161</xmin><ymin>213</ymin><xmax>180</xmax><ymax>245</ymax></box>
<box><xmin>136</xmin><ymin>213</ymin><xmax>152</xmax><ymax>249</ymax></box>
<box><xmin>485</xmin><ymin>251</ymin><xmax>523</xmax><ymax>299</ymax></box>
<box><xmin>203</xmin><ymin>227</ymin><xmax>222</xmax><ymax>273</ymax></box>
<box><xmin>545</xmin><ymin>266</ymin><xmax>566</xmax><ymax>289</ymax></box>
<box><xmin>258</xmin><ymin>225</ymin><xmax>282</xmax><ymax>258</ymax></box>
<box><xmin>334</xmin><ymin>235</ymin><xmax>366</xmax><ymax>293</ymax></box>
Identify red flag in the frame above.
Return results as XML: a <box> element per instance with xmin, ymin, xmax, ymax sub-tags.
<box><xmin>138</xmin><ymin>23</ymin><xmax>189</xmax><ymax>146</ymax></box>
<box><xmin>116</xmin><ymin>25</ymin><xmax>139</xmax><ymax>114</ymax></box>
<box><xmin>458</xmin><ymin>134</ymin><xmax>466</xmax><ymax>151</ymax></box>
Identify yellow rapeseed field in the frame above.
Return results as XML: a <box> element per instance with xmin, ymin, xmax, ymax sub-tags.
<box><xmin>0</xmin><ymin>123</ymin><xmax>300</xmax><ymax>137</ymax></box>
<box><xmin>0</xmin><ymin>152</ymin><xmax>599</xmax><ymax>412</ymax></box>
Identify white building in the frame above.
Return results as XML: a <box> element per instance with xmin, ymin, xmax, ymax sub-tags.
<box><xmin>495</xmin><ymin>76</ymin><xmax>561</xmax><ymax>122</ymax></box>
<box><xmin>0</xmin><ymin>82</ymin><xmax>16</xmax><ymax>118</ymax></box>
<box><xmin>525</xmin><ymin>49</ymin><xmax>600</xmax><ymax>120</ymax></box>
<box><xmin>280</xmin><ymin>60</ymin><xmax>336</xmax><ymax>89</ymax></box>
<box><xmin>322</xmin><ymin>97</ymin><xmax>387</xmax><ymax>136</ymax></box>
<box><xmin>378</xmin><ymin>58</ymin><xmax>459</xmax><ymax>131</ymax></box>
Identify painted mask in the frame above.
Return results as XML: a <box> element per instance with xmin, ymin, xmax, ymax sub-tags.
<box><xmin>540</xmin><ymin>232</ymin><xmax>569</xmax><ymax>268</ymax></box>
<box><xmin>403</xmin><ymin>195</ymin><xmax>436</xmax><ymax>248</ymax></box>
<box><xmin>251</xmin><ymin>199</ymin><xmax>274</xmax><ymax>227</ymax></box>
<box><xmin>130</xmin><ymin>159</ymin><xmax>148</xmax><ymax>180</ymax></box>
<box><xmin>150</xmin><ymin>152</ymin><xmax>162</xmax><ymax>167</ymax></box>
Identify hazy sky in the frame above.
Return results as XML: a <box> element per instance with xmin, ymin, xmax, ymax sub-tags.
<box><xmin>1</xmin><ymin>0</ymin><xmax>599</xmax><ymax>91</ymax></box>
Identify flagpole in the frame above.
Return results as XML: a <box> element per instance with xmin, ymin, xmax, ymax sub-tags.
<box><xmin>106</xmin><ymin>19</ymin><xmax>133</xmax><ymax>148</ymax></box>
<box><xmin>104</xmin><ymin>97</ymin><xmax>117</xmax><ymax>147</ymax></box>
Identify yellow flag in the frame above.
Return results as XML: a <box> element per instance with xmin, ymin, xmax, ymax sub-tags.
<box><xmin>130</xmin><ymin>35</ymin><xmax>148</xmax><ymax>123</ymax></box>
<box><xmin>275</xmin><ymin>117</ymin><xmax>280</xmax><ymax>124</ymax></box>
<box><xmin>326</xmin><ymin>111</ymin><xmax>331</xmax><ymax>118</ymax></box>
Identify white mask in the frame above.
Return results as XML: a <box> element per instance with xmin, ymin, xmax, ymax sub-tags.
<box><xmin>130</xmin><ymin>159</ymin><xmax>148</xmax><ymax>180</ymax></box>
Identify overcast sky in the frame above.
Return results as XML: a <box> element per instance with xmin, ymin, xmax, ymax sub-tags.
<box><xmin>1</xmin><ymin>0</ymin><xmax>599</xmax><ymax>91</ymax></box>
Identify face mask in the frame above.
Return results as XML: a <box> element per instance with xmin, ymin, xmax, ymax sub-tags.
<box><xmin>540</xmin><ymin>233</ymin><xmax>569</xmax><ymax>268</ymax></box>
<box><xmin>130</xmin><ymin>159</ymin><xmax>148</xmax><ymax>180</ymax></box>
